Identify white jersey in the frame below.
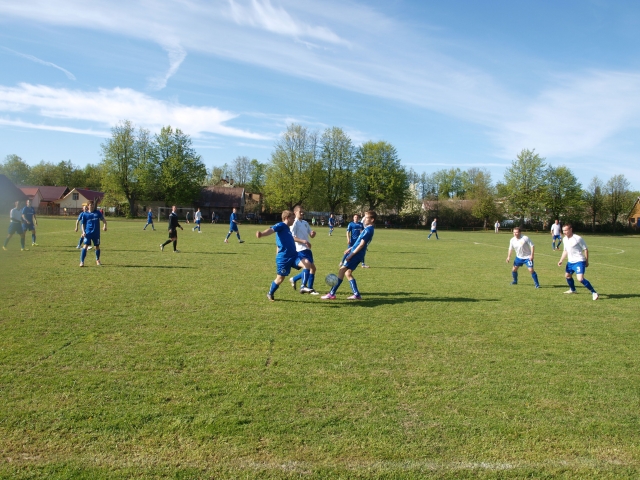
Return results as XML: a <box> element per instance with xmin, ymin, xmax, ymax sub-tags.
<box><xmin>431</xmin><ymin>220</ymin><xmax>437</xmax><ymax>230</ymax></box>
<box><xmin>195</xmin><ymin>211</ymin><xmax>202</xmax><ymax>221</ymax></box>
<box><xmin>509</xmin><ymin>235</ymin><xmax>534</xmax><ymax>259</ymax></box>
<box><xmin>290</xmin><ymin>218</ymin><xmax>312</xmax><ymax>252</ymax></box>
<box><xmin>550</xmin><ymin>223</ymin><xmax>562</xmax><ymax>235</ymax></box>
<box><xmin>494</xmin><ymin>222</ymin><xmax>500</xmax><ymax>228</ymax></box>
<box><xmin>563</xmin><ymin>234</ymin><xmax>588</xmax><ymax>263</ymax></box>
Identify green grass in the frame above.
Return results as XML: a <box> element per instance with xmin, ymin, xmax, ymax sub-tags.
<box><xmin>1</xmin><ymin>217</ymin><xmax>639</xmax><ymax>478</ymax></box>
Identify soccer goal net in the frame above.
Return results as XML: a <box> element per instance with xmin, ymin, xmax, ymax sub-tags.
<box><xmin>157</xmin><ymin>207</ymin><xmax>194</xmax><ymax>222</ymax></box>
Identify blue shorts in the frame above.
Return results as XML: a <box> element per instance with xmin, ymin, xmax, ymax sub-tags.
<box><xmin>276</xmin><ymin>256</ymin><xmax>300</xmax><ymax>277</ymax></box>
<box><xmin>342</xmin><ymin>254</ymin><xmax>365</xmax><ymax>271</ymax></box>
<box><xmin>566</xmin><ymin>261</ymin><xmax>586</xmax><ymax>275</ymax></box>
<box><xmin>553</xmin><ymin>235</ymin><xmax>561</xmax><ymax>240</ymax></box>
<box><xmin>514</xmin><ymin>257</ymin><xmax>533</xmax><ymax>269</ymax></box>
<box><xmin>83</xmin><ymin>233</ymin><xmax>101</xmax><ymax>247</ymax></box>
<box><xmin>229</xmin><ymin>224</ymin><xmax>238</xmax><ymax>232</ymax></box>
<box><xmin>297</xmin><ymin>249</ymin><xmax>314</xmax><ymax>264</ymax></box>
<box><xmin>23</xmin><ymin>222</ymin><xmax>35</xmax><ymax>232</ymax></box>
<box><xmin>8</xmin><ymin>222</ymin><xmax>23</xmax><ymax>235</ymax></box>
<box><xmin>195</xmin><ymin>219</ymin><xmax>201</xmax><ymax>225</ymax></box>
<box><xmin>431</xmin><ymin>229</ymin><xmax>437</xmax><ymax>233</ymax></box>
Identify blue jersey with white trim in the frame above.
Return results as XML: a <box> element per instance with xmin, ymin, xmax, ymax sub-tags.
<box><xmin>22</xmin><ymin>206</ymin><xmax>36</xmax><ymax>223</ymax></box>
<box><xmin>272</xmin><ymin>222</ymin><xmax>297</xmax><ymax>262</ymax></box>
<box><xmin>350</xmin><ymin>225</ymin><xmax>374</xmax><ymax>255</ymax></box>
<box><xmin>347</xmin><ymin>221</ymin><xmax>364</xmax><ymax>246</ymax></box>
<box><xmin>81</xmin><ymin>210</ymin><xmax>104</xmax><ymax>235</ymax></box>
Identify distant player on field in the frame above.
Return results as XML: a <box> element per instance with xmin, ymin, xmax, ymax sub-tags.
<box><xmin>550</xmin><ymin>219</ymin><xmax>562</xmax><ymax>250</ymax></box>
<box><xmin>143</xmin><ymin>208</ymin><xmax>155</xmax><ymax>230</ymax></box>
<box><xmin>427</xmin><ymin>217</ymin><xmax>439</xmax><ymax>239</ymax></box>
<box><xmin>192</xmin><ymin>208</ymin><xmax>202</xmax><ymax>233</ymax></box>
<box><xmin>22</xmin><ymin>199</ymin><xmax>38</xmax><ymax>246</ymax></box>
<box><xmin>322</xmin><ymin>210</ymin><xmax>376</xmax><ymax>301</ymax></box>
<box><xmin>557</xmin><ymin>224</ymin><xmax>599</xmax><ymax>300</ymax></box>
<box><xmin>288</xmin><ymin>206</ymin><xmax>318</xmax><ymax>294</ymax></box>
<box><xmin>328</xmin><ymin>213</ymin><xmax>335</xmax><ymax>236</ymax></box>
<box><xmin>160</xmin><ymin>205</ymin><xmax>183</xmax><ymax>253</ymax></box>
<box><xmin>224</xmin><ymin>207</ymin><xmax>244</xmax><ymax>243</ymax></box>
<box><xmin>75</xmin><ymin>205</ymin><xmax>89</xmax><ymax>248</ymax></box>
<box><xmin>79</xmin><ymin>201</ymin><xmax>107</xmax><ymax>267</ymax></box>
<box><xmin>506</xmin><ymin>227</ymin><xmax>540</xmax><ymax>288</ymax></box>
<box><xmin>256</xmin><ymin>210</ymin><xmax>312</xmax><ymax>301</ymax></box>
<box><xmin>494</xmin><ymin>220</ymin><xmax>500</xmax><ymax>234</ymax></box>
<box><xmin>3</xmin><ymin>201</ymin><xmax>27</xmax><ymax>251</ymax></box>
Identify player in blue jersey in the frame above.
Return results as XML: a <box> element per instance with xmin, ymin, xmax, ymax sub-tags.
<box><xmin>21</xmin><ymin>199</ymin><xmax>38</xmax><ymax>246</ymax></box>
<box><xmin>288</xmin><ymin>206</ymin><xmax>318</xmax><ymax>294</ymax></box>
<box><xmin>506</xmin><ymin>227</ymin><xmax>540</xmax><ymax>288</ymax></box>
<box><xmin>427</xmin><ymin>217</ymin><xmax>439</xmax><ymax>239</ymax></box>
<box><xmin>345</xmin><ymin>213</ymin><xmax>369</xmax><ymax>268</ymax></box>
<box><xmin>75</xmin><ymin>205</ymin><xmax>89</xmax><ymax>248</ymax></box>
<box><xmin>192</xmin><ymin>208</ymin><xmax>202</xmax><ymax>233</ymax></box>
<box><xmin>256</xmin><ymin>210</ymin><xmax>314</xmax><ymax>301</ymax></box>
<box><xmin>79</xmin><ymin>201</ymin><xmax>107</xmax><ymax>267</ymax></box>
<box><xmin>3</xmin><ymin>201</ymin><xmax>28</xmax><ymax>251</ymax></box>
<box><xmin>558</xmin><ymin>223</ymin><xmax>599</xmax><ymax>300</ymax></box>
<box><xmin>224</xmin><ymin>207</ymin><xmax>244</xmax><ymax>243</ymax></box>
<box><xmin>143</xmin><ymin>208</ymin><xmax>155</xmax><ymax>230</ymax></box>
<box><xmin>328</xmin><ymin>213</ymin><xmax>335</xmax><ymax>236</ymax></box>
<box><xmin>322</xmin><ymin>210</ymin><xmax>376</xmax><ymax>300</ymax></box>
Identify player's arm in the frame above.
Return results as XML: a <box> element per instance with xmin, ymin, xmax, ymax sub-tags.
<box><xmin>309</xmin><ymin>229</ymin><xmax>316</xmax><ymax>238</ymax></box>
<box><xmin>102</xmin><ymin>215</ymin><xmax>108</xmax><ymax>232</ymax></box>
<box><xmin>293</xmin><ymin>235</ymin><xmax>311</xmax><ymax>249</ymax></box>
<box><xmin>75</xmin><ymin>218</ymin><xmax>80</xmax><ymax>232</ymax></box>
<box><xmin>347</xmin><ymin>238</ymin><xmax>366</xmax><ymax>259</ymax></box>
<box><xmin>583</xmin><ymin>248</ymin><xmax>589</xmax><ymax>268</ymax></box>
<box><xmin>557</xmin><ymin>250</ymin><xmax>567</xmax><ymax>266</ymax></box>
<box><xmin>33</xmin><ymin>212</ymin><xmax>37</xmax><ymax>226</ymax></box>
<box><xmin>256</xmin><ymin>227</ymin><xmax>274</xmax><ymax>238</ymax></box>
<box><xmin>506</xmin><ymin>244</ymin><xmax>512</xmax><ymax>263</ymax></box>
<box><xmin>529</xmin><ymin>244</ymin><xmax>534</xmax><ymax>261</ymax></box>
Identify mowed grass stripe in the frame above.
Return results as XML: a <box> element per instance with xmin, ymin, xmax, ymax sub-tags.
<box><xmin>1</xmin><ymin>218</ymin><xmax>639</xmax><ymax>478</ymax></box>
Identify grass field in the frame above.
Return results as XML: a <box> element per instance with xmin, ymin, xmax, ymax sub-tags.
<box><xmin>1</xmin><ymin>217</ymin><xmax>639</xmax><ymax>478</ymax></box>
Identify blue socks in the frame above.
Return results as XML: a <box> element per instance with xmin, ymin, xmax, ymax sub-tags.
<box><xmin>308</xmin><ymin>273</ymin><xmax>315</xmax><ymax>290</ymax></box>
<box><xmin>81</xmin><ymin>248</ymin><xmax>87</xmax><ymax>263</ymax></box>
<box><xmin>566</xmin><ymin>277</ymin><xmax>576</xmax><ymax>291</ymax></box>
<box><xmin>512</xmin><ymin>271</ymin><xmax>518</xmax><ymax>284</ymax></box>
<box><xmin>349</xmin><ymin>279</ymin><xmax>360</xmax><ymax>296</ymax></box>
<box><xmin>96</xmin><ymin>248</ymin><xmax>101</xmax><ymax>260</ymax></box>
<box><xmin>531</xmin><ymin>272</ymin><xmax>539</xmax><ymax>287</ymax></box>
<box><xmin>580</xmin><ymin>278</ymin><xmax>595</xmax><ymax>293</ymax></box>
<box><xmin>330</xmin><ymin>278</ymin><xmax>343</xmax><ymax>295</ymax></box>
<box><xmin>269</xmin><ymin>281</ymin><xmax>279</xmax><ymax>296</ymax></box>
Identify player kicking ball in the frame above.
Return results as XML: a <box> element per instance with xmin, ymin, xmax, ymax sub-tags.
<box><xmin>256</xmin><ymin>210</ymin><xmax>315</xmax><ymax>301</ymax></box>
<box><xmin>322</xmin><ymin>210</ymin><xmax>376</xmax><ymax>300</ymax></box>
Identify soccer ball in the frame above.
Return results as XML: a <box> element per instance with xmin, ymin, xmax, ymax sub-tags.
<box><xmin>325</xmin><ymin>273</ymin><xmax>339</xmax><ymax>287</ymax></box>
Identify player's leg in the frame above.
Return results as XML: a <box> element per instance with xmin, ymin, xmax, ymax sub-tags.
<box><xmin>80</xmin><ymin>239</ymin><xmax>89</xmax><ymax>266</ymax></box>
<box><xmin>527</xmin><ymin>266</ymin><xmax>540</xmax><ymax>288</ymax></box>
<box><xmin>435</xmin><ymin>230</ymin><xmax>439</xmax><ymax>240</ymax></box>
<box><xmin>161</xmin><ymin>230</ymin><xmax>174</xmax><ymax>251</ymax></box>
<box><xmin>576</xmin><ymin>272</ymin><xmax>597</xmax><ymax>297</ymax></box>
<box><xmin>564</xmin><ymin>271</ymin><xmax>576</xmax><ymax>293</ymax></box>
<box><xmin>323</xmin><ymin>265</ymin><xmax>349</xmax><ymax>298</ymax></box>
<box><xmin>31</xmin><ymin>226</ymin><xmax>37</xmax><ymax>245</ymax></box>
<box><xmin>298</xmin><ymin>258</ymin><xmax>314</xmax><ymax>293</ymax></box>
<box><xmin>268</xmin><ymin>271</ymin><xmax>287</xmax><ymax>301</ymax></box>
<box><xmin>224</xmin><ymin>229</ymin><xmax>232</xmax><ymax>242</ymax></box>
<box><xmin>511</xmin><ymin>265</ymin><xmax>519</xmax><ymax>285</ymax></box>
<box><xmin>3</xmin><ymin>232</ymin><xmax>13</xmax><ymax>249</ymax></box>
<box><xmin>19</xmin><ymin>230</ymin><xmax>26</xmax><ymax>250</ymax></box>
<box><xmin>344</xmin><ymin>269</ymin><xmax>362</xmax><ymax>300</ymax></box>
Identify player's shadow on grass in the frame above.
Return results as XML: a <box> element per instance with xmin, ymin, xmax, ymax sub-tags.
<box><xmin>316</xmin><ymin>293</ymin><xmax>499</xmax><ymax>307</ymax></box>
<box><xmin>374</xmin><ymin>266</ymin><xmax>433</xmax><ymax>270</ymax></box>
<box><xmin>605</xmin><ymin>293</ymin><xmax>640</xmax><ymax>299</ymax></box>
<box><xmin>114</xmin><ymin>265</ymin><xmax>196</xmax><ymax>269</ymax></box>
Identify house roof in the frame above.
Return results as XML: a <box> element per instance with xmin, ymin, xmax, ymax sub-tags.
<box><xmin>198</xmin><ymin>186</ymin><xmax>245</xmax><ymax>208</ymax></box>
<box><xmin>56</xmin><ymin>188</ymin><xmax>104</xmax><ymax>204</ymax></box>
<box><xmin>18</xmin><ymin>186</ymin><xmax>40</xmax><ymax>198</ymax></box>
<box><xmin>628</xmin><ymin>196</ymin><xmax>640</xmax><ymax>219</ymax></box>
<box><xmin>20</xmin><ymin>185</ymin><xmax>69</xmax><ymax>202</ymax></box>
<box><xmin>0</xmin><ymin>175</ymin><xmax>28</xmax><ymax>205</ymax></box>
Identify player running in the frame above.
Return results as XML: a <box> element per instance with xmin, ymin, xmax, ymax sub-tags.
<box><xmin>224</xmin><ymin>207</ymin><xmax>244</xmax><ymax>243</ymax></box>
<box><xmin>256</xmin><ymin>210</ymin><xmax>314</xmax><ymax>301</ymax></box>
<box><xmin>322</xmin><ymin>210</ymin><xmax>376</xmax><ymax>300</ymax></box>
<box><xmin>192</xmin><ymin>208</ymin><xmax>202</xmax><ymax>233</ymax></box>
<box><xmin>506</xmin><ymin>227</ymin><xmax>540</xmax><ymax>288</ymax></box>
<box><xmin>289</xmin><ymin>206</ymin><xmax>319</xmax><ymax>294</ymax></box>
<box><xmin>22</xmin><ymin>199</ymin><xmax>38</xmax><ymax>246</ymax></box>
<box><xmin>427</xmin><ymin>217</ymin><xmax>439</xmax><ymax>239</ymax></box>
<box><xmin>161</xmin><ymin>205</ymin><xmax>183</xmax><ymax>253</ymax></box>
<box><xmin>550</xmin><ymin>219</ymin><xmax>562</xmax><ymax>250</ymax></box>
<box><xmin>3</xmin><ymin>201</ymin><xmax>28</xmax><ymax>251</ymax></box>
<box><xmin>557</xmin><ymin>223</ymin><xmax>599</xmax><ymax>300</ymax></box>
<box><xmin>79</xmin><ymin>201</ymin><xmax>107</xmax><ymax>267</ymax></box>
<box><xmin>143</xmin><ymin>208</ymin><xmax>155</xmax><ymax>230</ymax></box>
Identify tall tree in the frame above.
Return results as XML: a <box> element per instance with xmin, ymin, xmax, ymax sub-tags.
<box><xmin>232</xmin><ymin>156</ymin><xmax>251</xmax><ymax>187</ymax></box>
<box><xmin>583</xmin><ymin>176</ymin><xmax>605</xmax><ymax>232</ymax></box>
<box><xmin>0</xmin><ymin>154</ymin><xmax>31</xmax><ymax>185</ymax></box>
<box><xmin>354</xmin><ymin>141</ymin><xmax>408</xmax><ymax>211</ymax></box>
<box><xmin>502</xmin><ymin>149</ymin><xmax>546</xmax><ymax>225</ymax></box>
<box><xmin>156</xmin><ymin>126</ymin><xmax>207</xmax><ymax>205</ymax></box>
<box><xmin>543</xmin><ymin>165</ymin><xmax>583</xmax><ymax>221</ymax></box>
<box><xmin>319</xmin><ymin>127</ymin><xmax>355</xmax><ymax>213</ymax></box>
<box><xmin>462</xmin><ymin>168</ymin><xmax>493</xmax><ymax>200</ymax></box>
<box><xmin>101</xmin><ymin>121</ymin><xmax>140</xmax><ymax>216</ymax></box>
<box><xmin>604</xmin><ymin>174</ymin><xmax>633</xmax><ymax>232</ymax></box>
<box><xmin>29</xmin><ymin>161</ymin><xmax>58</xmax><ymax>186</ymax></box>
<box><xmin>263</xmin><ymin>124</ymin><xmax>320</xmax><ymax>210</ymax></box>
<box><xmin>247</xmin><ymin>159</ymin><xmax>267</xmax><ymax>193</ymax></box>
<box><xmin>433</xmin><ymin>168</ymin><xmax>465</xmax><ymax>199</ymax></box>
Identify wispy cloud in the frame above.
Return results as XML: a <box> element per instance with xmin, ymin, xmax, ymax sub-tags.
<box><xmin>0</xmin><ymin>83</ymin><xmax>269</xmax><ymax>139</ymax></box>
<box><xmin>148</xmin><ymin>42</ymin><xmax>187</xmax><ymax>90</ymax></box>
<box><xmin>0</xmin><ymin>117</ymin><xmax>108</xmax><ymax>136</ymax></box>
<box><xmin>1</xmin><ymin>46</ymin><xmax>76</xmax><ymax>80</ymax></box>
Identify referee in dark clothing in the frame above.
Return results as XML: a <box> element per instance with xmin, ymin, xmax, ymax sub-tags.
<box><xmin>160</xmin><ymin>205</ymin><xmax>183</xmax><ymax>252</ymax></box>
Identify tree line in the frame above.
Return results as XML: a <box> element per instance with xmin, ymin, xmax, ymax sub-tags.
<box><xmin>1</xmin><ymin>121</ymin><xmax>637</xmax><ymax>230</ymax></box>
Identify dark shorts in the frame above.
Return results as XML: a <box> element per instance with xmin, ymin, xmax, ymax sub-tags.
<box><xmin>8</xmin><ymin>222</ymin><xmax>23</xmax><ymax>235</ymax></box>
<box><xmin>23</xmin><ymin>222</ymin><xmax>35</xmax><ymax>232</ymax></box>
<box><xmin>168</xmin><ymin>229</ymin><xmax>178</xmax><ymax>239</ymax></box>
<box><xmin>229</xmin><ymin>224</ymin><xmax>238</xmax><ymax>233</ymax></box>
<box><xmin>276</xmin><ymin>256</ymin><xmax>300</xmax><ymax>277</ymax></box>
<box><xmin>83</xmin><ymin>233</ymin><xmax>100</xmax><ymax>247</ymax></box>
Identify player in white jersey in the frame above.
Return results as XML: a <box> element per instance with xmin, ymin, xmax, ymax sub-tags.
<box><xmin>427</xmin><ymin>218</ymin><xmax>439</xmax><ymax>239</ymax></box>
<box><xmin>289</xmin><ymin>206</ymin><xmax>318</xmax><ymax>294</ymax></box>
<box><xmin>505</xmin><ymin>227</ymin><xmax>540</xmax><ymax>288</ymax></box>
<box><xmin>550</xmin><ymin>219</ymin><xmax>562</xmax><ymax>250</ymax></box>
<box><xmin>192</xmin><ymin>208</ymin><xmax>203</xmax><ymax>232</ymax></box>
<box><xmin>494</xmin><ymin>220</ymin><xmax>500</xmax><ymax>234</ymax></box>
<box><xmin>557</xmin><ymin>224</ymin><xmax>598</xmax><ymax>300</ymax></box>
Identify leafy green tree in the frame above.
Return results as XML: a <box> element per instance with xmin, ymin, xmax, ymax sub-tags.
<box><xmin>29</xmin><ymin>161</ymin><xmax>58</xmax><ymax>186</ymax></box>
<box><xmin>604</xmin><ymin>174</ymin><xmax>633</xmax><ymax>232</ymax></box>
<box><xmin>433</xmin><ymin>168</ymin><xmax>465</xmax><ymax>199</ymax></box>
<box><xmin>101</xmin><ymin>120</ymin><xmax>158</xmax><ymax>216</ymax></box>
<box><xmin>82</xmin><ymin>164</ymin><xmax>103</xmax><ymax>191</ymax></box>
<box><xmin>319</xmin><ymin>127</ymin><xmax>355</xmax><ymax>213</ymax></box>
<box><xmin>543</xmin><ymin>165</ymin><xmax>583</xmax><ymax>221</ymax></box>
<box><xmin>583</xmin><ymin>176</ymin><xmax>605</xmax><ymax>232</ymax></box>
<box><xmin>231</xmin><ymin>156</ymin><xmax>251</xmax><ymax>187</ymax></box>
<box><xmin>0</xmin><ymin>154</ymin><xmax>31</xmax><ymax>185</ymax></box>
<box><xmin>263</xmin><ymin>124</ymin><xmax>320</xmax><ymax>210</ymax></box>
<box><xmin>156</xmin><ymin>126</ymin><xmax>207</xmax><ymax>205</ymax></box>
<box><xmin>502</xmin><ymin>149</ymin><xmax>546</xmax><ymax>225</ymax></box>
<box><xmin>354</xmin><ymin>141</ymin><xmax>408</xmax><ymax>211</ymax></box>
<box><xmin>247</xmin><ymin>159</ymin><xmax>267</xmax><ymax>193</ymax></box>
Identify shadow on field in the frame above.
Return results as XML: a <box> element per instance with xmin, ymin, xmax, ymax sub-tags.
<box><xmin>373</xmin><ymin>266</ymin><xmax>433</xmax><ymax>270</ymax></box>
<box><xmin>113</xmin><ymin>265</ymin><xmax>196</xmax><ymax>269</ymax></box>
<box><xmin>606</xmin><ymin>293</ymin><xmax>640</xmax><ymax>299</ymax></box>
<box><xmin>310</xmin><ymin>292</ymin><xmax>499</xmax><ymax>307</ymax></box>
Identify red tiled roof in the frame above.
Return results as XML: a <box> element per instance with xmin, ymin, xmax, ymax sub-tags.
<box><xmin>20</xmin><ymin>185</ymin><xmax>69</xmax><ymax>202</ymax></box>
<box><xmin>76</xmin><ymin>189</ymin><xmax>104</xmax><ymax>202</ymax></box>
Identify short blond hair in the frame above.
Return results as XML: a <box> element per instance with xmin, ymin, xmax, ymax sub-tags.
<box><xmin>281</xmin><ymin>210</ymin><xmax>294</xmax><ymax>221</ymax></box>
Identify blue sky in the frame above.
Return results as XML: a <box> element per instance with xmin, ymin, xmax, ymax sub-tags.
<box><xmin>1</xmin><ymin>0</ymin><xmax>639</xmax><ymax>189</ymax></box>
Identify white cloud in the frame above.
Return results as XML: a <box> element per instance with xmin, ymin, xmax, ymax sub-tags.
<box><xmin>0</xmin><ymin>118</ymin><xmax>108</xmax><ymax>136</ymax></box>
<box><xmin>148</xmin><ymin>42</ymin><xmax>187</xmax><ymax>90</ymax></box>
<box><xmin>1</xmin><ymin>46</ymin><xmax>76</xmax><ymax>80</ymax></box>
<box><xmin>0</xmin><ymin>83</ymin><xmax>269</xmax><ymax>139</ymax></box>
